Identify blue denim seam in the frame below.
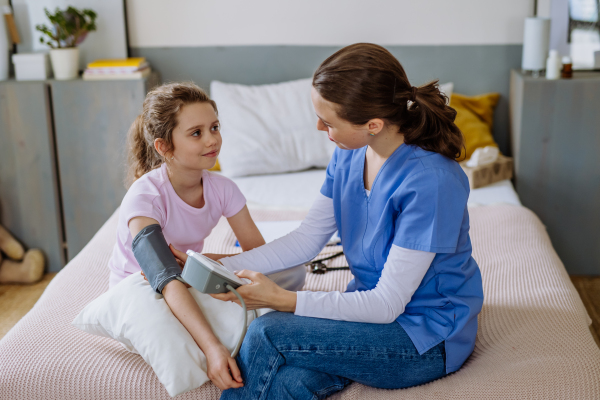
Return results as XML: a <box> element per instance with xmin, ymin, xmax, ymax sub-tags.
<box><xmin>313</xmin><ymin>382</ymin><xmax>348</xmax><ymax>400</ymax></box>
<box><xmin>280</xmin><ymin>349</ymin><xmax>444</xmax><ymax>361</ymax></box>
<box><xmin>258</xmin><ymin>353</ymin><xmax>283</xmax><ymax>400</ymax></box>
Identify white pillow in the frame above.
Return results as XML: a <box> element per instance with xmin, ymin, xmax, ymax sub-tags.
<box><xmin>211</xmin><ymin>78</ymin><xmax>336</xmax><ymax>178</ymax></box>
<box><xmin>72</xmin><ymin>273</ymin><xmax>256</xmax><ymax>397</ymax></box>
<box><xmin>211</xmin><ymin>79</ymin><xmax>453</xmax><ymax>178</ymax></box>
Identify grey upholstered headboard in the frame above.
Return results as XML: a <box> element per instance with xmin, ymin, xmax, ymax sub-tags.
<box><xmin>131</xmin><ymin>45</ymin><xmax>522</xmax><ymax>155</ymax></box>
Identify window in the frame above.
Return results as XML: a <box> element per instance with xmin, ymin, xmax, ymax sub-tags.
<box><xmin>569</xmin><ymin>0</ymin><xmax>600</xmax><ymax>68</ymax></box>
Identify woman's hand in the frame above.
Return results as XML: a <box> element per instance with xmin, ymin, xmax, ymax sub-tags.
<box><xmin>204</xmin><ymin>343</ymin><xmax>243</xmax><ymax>390</ymax></box>
<box><xmin>210</xmin><ymin>270</ymin><xmax>297</xmax><ymax>312</ymax></box>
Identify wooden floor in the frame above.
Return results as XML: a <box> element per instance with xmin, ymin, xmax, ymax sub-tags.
<box><xmin>0</xmin><ymin>274</ymin><xmax>599</xmax><ymax>347</ymax></box>
<box><xmin>0</xmin><ymin>273</ymin><xmax>56</xmax><ymax>339</ymax></box>
<box><xmin>570</xmin><ymin>276</ymin><xmax>600</xmax><ymax>348</ymax></box>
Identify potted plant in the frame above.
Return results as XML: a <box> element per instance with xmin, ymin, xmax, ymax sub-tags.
<box><xmin>36</xmin><ymin>6</ymin><xmax>97</xmax><ymax>80</ymax></box>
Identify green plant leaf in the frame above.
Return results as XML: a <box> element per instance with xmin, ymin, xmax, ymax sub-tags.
<box><xmin>35</xmin><ymin>5</ymin><xmax>97</xmax><ymax>48</ymax></box>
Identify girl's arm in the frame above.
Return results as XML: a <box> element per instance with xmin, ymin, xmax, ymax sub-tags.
<box><xmin>199</xmin><ymin>205</ymin><xmax>266</xmax><ymax>262</ymax></box>
<box><xmin>227</xmin><ymin>205</ymin><xmax>265</xmax><ymax>251</ymax></box>
<box><xmin>129</xmin><ymin>216</ymin><xmax>243</xmax><ymax>391</ymax></box>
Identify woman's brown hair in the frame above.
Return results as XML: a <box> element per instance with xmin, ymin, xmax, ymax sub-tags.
<box><xmin>126</xmin><ymin>82</ymin><xmax>217</xmax><ymax>186</ymax></box>
<box><xmin>312</xmin><ymin>43</ymin><xmax>464</xmax><ymax>159</ymax></box>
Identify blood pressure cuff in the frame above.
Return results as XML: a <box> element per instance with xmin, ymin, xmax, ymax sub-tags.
<box><xmin>132</xmin><ymin>224</ymin><xmax>183</xmax><ymax>294</ymax></box>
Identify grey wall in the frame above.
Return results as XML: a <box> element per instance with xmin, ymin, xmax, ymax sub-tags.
<box><xmin>131</xmin><ymin>44</ymin><xmax>522</xmax><ymax>155</ymax></box>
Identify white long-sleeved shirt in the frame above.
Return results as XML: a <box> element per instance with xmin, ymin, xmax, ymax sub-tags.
<box><xmin>220</xmin><ymin>193</ymin><xmax>435</xmax><ymax>324</ymax></box>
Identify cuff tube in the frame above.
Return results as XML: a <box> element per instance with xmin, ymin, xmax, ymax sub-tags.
<box><xmin>132</xmin><ymin>224</ymin><xmax>183</xmax><ymax>294</ymax></box>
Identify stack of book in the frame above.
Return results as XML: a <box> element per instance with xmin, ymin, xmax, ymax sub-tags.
<box><xmin>83</xmin><ymin>57</ymin><xmax>151</xmax><ymax>80</ymax></box>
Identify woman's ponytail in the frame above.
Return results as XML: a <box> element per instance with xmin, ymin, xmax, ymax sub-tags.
<box><xmin>313</xmin><ymin>43</ymin><xmax>465</xmax><ymax>160</ymax></box>
<box><xmin>125</xmin><ymin>82</ymin><xmax>218</xmax><ymax>188</ymax></box>
<box><xmin>401</xmin><ymin>81</ymin><xmax>464</xmax><ymax>159</ymax></box>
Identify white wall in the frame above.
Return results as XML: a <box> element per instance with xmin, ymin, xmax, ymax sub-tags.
<box><xmin>11</xmin><ymin>0</ymin><xmax>127</xmax><ymax>68</ymax></box>
<box><xmin>127</xmin><ymin>0</ymin><xmax>537</xmax><ymax>48</ymax></box>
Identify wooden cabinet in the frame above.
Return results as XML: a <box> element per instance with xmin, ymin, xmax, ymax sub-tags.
<box><xmin>510</xmin><ymin>69</ymin><xmax>600</xmax><ymax>275</ymax></box>
<box><xmin>0</xmin><ymin>81</ymin><xmax>65</xmax><ymax>272</ymax></box>
<box><xmin>0</xmin><ymin>73</ymin><xmax>159</xmax><ymax>271</ymax></box>
<box><xmin>52</xmin><ymin>74</ymin><xmax>159</xmax><ymax>261</ymax></box>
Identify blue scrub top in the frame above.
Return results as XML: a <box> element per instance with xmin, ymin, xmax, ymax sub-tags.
<box><xmin>321</xmin><ymin>144</ymin><xmax>484</xmax><ymax>374</ymax></box>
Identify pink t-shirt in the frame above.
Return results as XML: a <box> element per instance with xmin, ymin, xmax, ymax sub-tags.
<box><xmin>108</xmin><ymin>163</ymin><xmax>246</xmax><ymax>287</ymax></box>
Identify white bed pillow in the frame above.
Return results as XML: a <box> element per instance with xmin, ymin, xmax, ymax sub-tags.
<box><xmin>211</xmin><ymin>78</ymin><xmax>335</xmax><ymax>178</ymax></box>
<box><xmin>211</xmin><ymin>79</ymin><xmax>453</xmax><ymax>178</ymax></box>
<box><xmin>72</xmin><ymin>272</ymin><xmax>256</xmax><ymax>397</ymax></box>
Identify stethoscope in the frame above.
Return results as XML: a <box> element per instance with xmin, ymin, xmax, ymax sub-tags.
<box><xmin>307</xmin><ymin>251</ymin><xmax>349</xmax><ymax>274</ymax></box>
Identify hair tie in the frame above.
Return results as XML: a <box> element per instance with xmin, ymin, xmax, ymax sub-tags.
<box><xmin>410</xmin><ymin>86</ymin><xmax>418</xmax><ymax>102</ymax></box>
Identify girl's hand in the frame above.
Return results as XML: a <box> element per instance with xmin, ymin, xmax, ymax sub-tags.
<box><xmin>210</xmin><ymin>270</ymin><xmax>297</xmax><ymax>312</ymax></box>
<box><xmin>169</xmin><ymin>245</ymin><xmax>229</xmax><ymax>265</ymax></box>
<box><xmin>203</xmin><ymin>253</ymin><xmax>230</xmax><ymax>262</ymax></box>
<box><xmin>169</xmin><ymin>244</ymin><xmax>188</xmax><ymax>268</ymax></box>
<box><xmin>204</xmin><ymin>343</ymin><xmax>243</xmax><ymax>390</ymax></box>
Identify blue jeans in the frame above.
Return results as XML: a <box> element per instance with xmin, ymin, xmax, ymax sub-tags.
<box><xmin>220</xmin><ymin>312</ymin><xmax>446</xmax><ymax>400</ymax></box>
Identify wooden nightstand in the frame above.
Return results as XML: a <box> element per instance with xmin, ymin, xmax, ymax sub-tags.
<box><xmin>509</xmin><ymin>69</ymin><xmax>600</xmax><ymax>275</ymax></box>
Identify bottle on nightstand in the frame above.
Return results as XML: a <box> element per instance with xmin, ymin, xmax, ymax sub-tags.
<box><xmin>561</xmin><ymin>56</ymin><xmax>573</xmax><ymax>78</ymax></box>
<box><xmin>546</xmin><ymin>50</ymin><xmax>561</xmax><ymax>80</ymax></box>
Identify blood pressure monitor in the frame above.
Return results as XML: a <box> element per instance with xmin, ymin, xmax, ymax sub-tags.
<box><xmin>181</xmin><ymin>250</ymin><xmax>245</xmax><ymax>294</ymax></box>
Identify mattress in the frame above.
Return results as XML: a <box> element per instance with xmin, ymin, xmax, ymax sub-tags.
<box><xmin>230</xmin><ymin>169</ymin><xmax>521</xmax><ymax>210</ymax></box>
<box><xmin>1</xmin><ymin>205</ymin><xmax>599</xmax><ymax>399</ymax></box>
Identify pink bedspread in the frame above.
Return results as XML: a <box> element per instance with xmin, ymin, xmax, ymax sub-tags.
<box><xmin>1</xmin><ymin>206</ymin><xmax>599</xmax><ymax>399</ymax></box>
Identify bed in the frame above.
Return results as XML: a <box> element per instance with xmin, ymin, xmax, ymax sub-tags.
<box><xmin>2</xmin><ymin>72</ymin><xmax>600</xmax><ymax>398</ymax></box>
<box><xmin>1</xmin><ymin>173</ymin><xmax>599</xmax><ymax>399</ymax></box>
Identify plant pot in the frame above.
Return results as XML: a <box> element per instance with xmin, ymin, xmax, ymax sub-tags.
<box><xmin>49</xmin><ymin>48</ymin><xmax>79</xmax><ymax>80</ymax></box>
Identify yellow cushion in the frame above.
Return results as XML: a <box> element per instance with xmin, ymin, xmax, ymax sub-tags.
<box><xmin>209</xmin><ymin>158</ymin><xmax>220</xmax><ymax>171</ymax></box>
<box><xmin>450</xmin><ymin>92</ymin><xmax>500</xmax><ymax>161</ymax></box>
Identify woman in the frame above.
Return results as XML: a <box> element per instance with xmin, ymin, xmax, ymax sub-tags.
<box><xmin>179</xmin><ymin>43</ymin><xmax>484</xmax><ymax>399</ymax></box>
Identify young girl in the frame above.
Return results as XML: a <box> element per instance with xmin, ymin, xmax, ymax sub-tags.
<box><xmin>196</xmin><ymin>43</ymin><xmax>485</xmax><ymax>399</ymax></box>
<box><xmin>106</xmin><ymin>82</ymin><xmax>305</xmax><ymax>391</ymax></box>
